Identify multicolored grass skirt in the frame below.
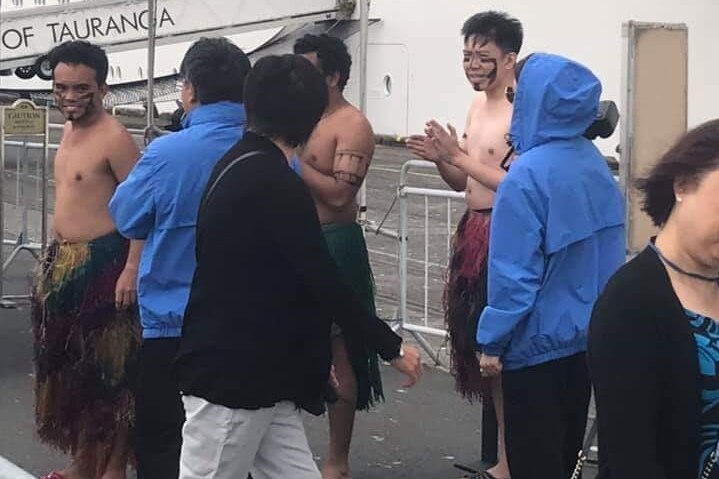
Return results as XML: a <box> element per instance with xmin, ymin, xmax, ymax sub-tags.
<box><xmin>445</xmin><ymin>210</ymin><xmax>491</xmax><ymax>402</ymax></box>
<box><xmin>31</xmin><ymin>232</ymin><xmax>141</xmax><ymax>473</ymax></box>
<box><xmin>322</xmin><ymin>222</ymin><xmax>384</xmax><ymax>410</ymax></box>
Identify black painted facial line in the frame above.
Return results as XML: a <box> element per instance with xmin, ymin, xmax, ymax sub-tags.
<box><xmin>484</xmin><ymin>58</ymin><xmax>498</xmax><ymax>86</ymax></box>
<box><xmin>54</xmin><ymin>90</ymin><xmax>96</xmax><ymax>121</ymax></box>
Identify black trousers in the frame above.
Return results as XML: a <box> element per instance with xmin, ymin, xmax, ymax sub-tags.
<box><xmin>134</xmin><ymin>338</ymin><xmax>185</xmax><ymax>479</ymax></box>
<box><xmin>502</xmin><ymin>353</ymin><xmax>590</xmax><ymax>479</ymax></box>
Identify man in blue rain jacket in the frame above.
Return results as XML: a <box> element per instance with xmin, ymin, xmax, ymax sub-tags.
<box><xmin>108</xmin><ymin>38</ymin><xmax>250</xmax><ymax>479</ymax></box>
<box><xmin>476</xmin><ymin>53</ymin><xmax>625</xmax><ymax>479</ymax></box>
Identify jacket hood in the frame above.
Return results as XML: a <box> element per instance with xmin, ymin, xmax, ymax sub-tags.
<box><xmin>510</xmin><ymin>53</ymin><xmax>601</xmax><ymax>152</ymax></box>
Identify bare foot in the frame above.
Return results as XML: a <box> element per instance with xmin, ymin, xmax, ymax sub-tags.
<box><xmin>486</xmin><ymin>463</ymin><xmax>510</xmax><ymax>479</ymax></box>
<box><xmin>48</xmin><ymin>464</ymin><xmax>86</xmax><ymax>479</ymax></box>
<box><xmin>321</xmin><ymin>464</ymin><xmax>352</xmax><ymax>479</ymax></box>
<box><xmin>99</xmin><ymin>468</ymin><xmax>127</xmax><ymax>479</ymax></box>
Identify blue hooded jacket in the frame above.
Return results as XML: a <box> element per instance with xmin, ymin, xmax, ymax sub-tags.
<box><xmin>109</xmin><ymin>101</ymin><xmax>246</xmax><ymax>339</ymax></box>
<box><xmin>476</xmin><ymin>54</ymin><xmax>625</xmax><ymax>370</ymax></box>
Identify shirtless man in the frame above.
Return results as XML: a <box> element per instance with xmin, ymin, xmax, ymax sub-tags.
<box><xmin>406</xmin><ymin>12</ymin><xmax>523</xmax><ymax>479</ymax></box>
<box><xmin>293</xmin><ymin>34</ymin><xmax>378</xmax><ymax>479</ymax></box>
<box><xmin>32</xmin><ymin>40</ymin><xmax>142</xmax><ymax>479</ymax></box>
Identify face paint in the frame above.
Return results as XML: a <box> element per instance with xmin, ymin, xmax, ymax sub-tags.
<box><xmin>463</xmin><ymin>37</ymin><xmax>500</xmax><ymax>91</ymax></box>
<box><xmin>54</xmin><ymin>87</ymin><xmax>97</xmax><ymax>122</ymax></box>
<box><xmin>465</xmin><ymin>56</ymin><xmax>498</xmax><ymax>91</ymax></box>
<box><xmin>52</xmin><ymin>63</ymin><xmax>103</xmax><ymax>123</ymax></box>
<box><xmin>483</xmin><ymin>58</ymin><xmax>498</xmax><ymax>88</ymax></box>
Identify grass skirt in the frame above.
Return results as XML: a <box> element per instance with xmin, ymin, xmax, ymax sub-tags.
<box><xmin>322</xmin><ymin>222</ymin><xmax>384</xmax><ymax>410</ymax></box>
<box><xmin>31</xmin><ymin>232</ymin><xmax>141</xmax><ymax>472</ymax></box>
<box><xmin>444</xmin><ymin>210</ymin><xmax>491</xmax><ymax>402</ymax></box>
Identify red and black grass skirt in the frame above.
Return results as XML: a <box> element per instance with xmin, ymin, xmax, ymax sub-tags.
<box><xmin>444</xmin><ymin>210</ymin><xmax>491</xmax><ymax>402</ymax></box>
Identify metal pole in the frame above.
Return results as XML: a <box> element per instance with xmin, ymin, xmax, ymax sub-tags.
<box><xmin>41</xmin><ymin>107</ymin><xmax>49</xmax><ymax>254</ymax></box>
<box><xmin>446</xmin><ymin>198</ymin><xmax>452</xmax><ymax>262</ymax></box>
<box><xmin>0</xmin><ymin>120</ymin><xmax>5</xmax><ymax>302</ymax></box>
<box><xmin>146</xmin><ymin>0</ymin><xmax>158</xmax><ymax>129</ymax></box>
<box><xmin>20</xmin><ymin>143</ymin><xmax>28</xmax><ymax>243</ymax></box>
<box><xmin>357</xmin><ymin>0</ymin><xmax>369</xmax><ymax>224</ymax></box>
<box><xmin>398</xmin><ymin>186</ymin><xmax>408</xmax><ymax>332</ymax></box>
<box><xmin>620</xmin><ymin>21</ymin><xmax>635</xmax><ymax>254</ymax></box>
<box><xmin>14</xmin><ymin>143</ymin><xmax>20</xmax><ymax>206</ymax></box>
<box><xmin>423</xmin><ymin>196</ymin><xmax>429</xmax><ymax>325</ymax></box>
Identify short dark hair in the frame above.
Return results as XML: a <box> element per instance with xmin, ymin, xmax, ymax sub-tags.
<box><xmin>243</xmin><ymin>54</ymin><xmax>328</xmax><ymax>148</ymax></box>
<box><xmin>48</xmin><ymin>40</ymin><xmax>109</xmax><ymax>85</ymax></box>
<box><xmin>293</xmin><ymin>34</ymin><xmax>352</xmax><ymax>91</ymax></box>
<box><xmin>461</xmin><ymin>11</ymin><xmax>523</xmax><ymax>54</ymax></box>
<box><xmin>636</xmin><ymin>119</ymin><xmax>719</xmax><ymax>226</ymax></box>
<box><xmin>180</xmin><ymin>37</ymin><xmax>251</xmax><ymax>104</ymax></box>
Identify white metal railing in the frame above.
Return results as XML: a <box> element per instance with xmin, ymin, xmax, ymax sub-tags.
<box><xmin>398</xmin><ymin>159</ymin><xmax>464</xmax><ymax>363</ymax></box>
<box><xmin>395</xmin><ymin>159</ymin><xmax>600</xmax><ymax>465</ymax></box>
<box><xmin>1</xmin><ymin>139</ymin><xmax>53</xmax><ymax>305</ymax></box>
<box><xmin>1</xmin><ymin>127</ymin><xmax>145</xmax><ymax>306</ymax></box>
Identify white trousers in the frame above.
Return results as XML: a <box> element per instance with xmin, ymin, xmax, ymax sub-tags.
<box><xmin>179</xmin><ymin>395</ymin><xmax>321</xmax><ymax>479</ymax></box>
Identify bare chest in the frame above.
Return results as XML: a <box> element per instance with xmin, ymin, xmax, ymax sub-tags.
<box><xmin>54</xmin><ymin>137</ymin><xmax>114</xmax><ymax>189</ymax></box>
<box><xmin>465</xmin><ymin>108</ymin><xmax>512</xmax><ymax>167</ymax></box>
<box><xmin>300</xmin><ymin>128</ymin><xmax>337</xmax><ymax>172</ymax></box>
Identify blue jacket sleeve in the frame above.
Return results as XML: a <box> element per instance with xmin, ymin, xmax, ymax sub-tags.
<box><xmin>477</xmin><ymin>169</ymin><xmax>546</xmax><ymax>357</ymax></box>
<box><xmin>109</xmin><ymin>147</ymin><xmax>158</xmax><ymax>240</ymax></box>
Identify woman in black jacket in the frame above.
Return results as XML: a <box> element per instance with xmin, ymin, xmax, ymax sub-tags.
<box><xmin>176</xmin><ymin>55</ymin><xmax>422</xmax><ymax>479</ymax></box>
<box><xmin>588</xmin><ymin>119</ymin><xmax>719</xmax><ymax>479</ymax></box>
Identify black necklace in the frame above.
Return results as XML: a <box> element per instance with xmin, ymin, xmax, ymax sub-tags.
<box><xmin>649</xmin><ymin>243</ymin><xmax>719</xmax><ymax>283</ymax></box>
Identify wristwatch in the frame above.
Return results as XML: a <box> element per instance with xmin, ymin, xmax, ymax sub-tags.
<box><xmin>394</xmin><ymin>345</ymin><xmax>405</xmax><ymax>360</ymax></box>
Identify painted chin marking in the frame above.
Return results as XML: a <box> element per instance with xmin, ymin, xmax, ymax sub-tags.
<box><xmin>471</xmin><ymin>79</ymin><xmax>489</xmax><ymax>92</ymax></box>
<box><xmin>64</xmin><ymin>108</ymin><xmax>85</xmax><ymax>119</ymax></box>
<box><xmin>64</xmin><ymin>100</ymin><xmax>95</xmax><ymax>121</ymax></box>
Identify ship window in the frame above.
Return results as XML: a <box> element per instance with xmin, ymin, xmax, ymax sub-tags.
<box><xmin>383</xmin><ymin>74</ymin><xmax>392</xmax><ymax>96</ymax></box>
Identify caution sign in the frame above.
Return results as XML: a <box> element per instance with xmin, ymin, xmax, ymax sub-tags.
<box><xmin>3</xmin><ymin>99</ymin><xmax>46</xmax><ymax>135</ymax></box>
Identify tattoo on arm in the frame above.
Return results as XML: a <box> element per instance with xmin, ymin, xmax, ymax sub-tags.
<box><xmin>333</xmin><ymin>149</ymin><xmax>369</xmax><ymax>186</ymax></box>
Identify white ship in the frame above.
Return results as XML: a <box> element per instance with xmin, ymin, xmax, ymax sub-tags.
<box><xmin>1</xmin><ymin>0</ymin><xmax>716</xmax><ymax>144</ymax></box>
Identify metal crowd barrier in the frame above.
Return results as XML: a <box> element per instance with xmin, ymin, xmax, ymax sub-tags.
<box><xmin>1</xmin><ymin>140</ymin><xmax>56</xmax><ymax>305</ymax></box>
<box><xmin>395</xmin><ymin>158</ymin><xmax>601</xmax><ymax>466</ymax></box>
<box><xmin>397</xmin><ymin>159</ymin><xmax>465</xmax><ymax>364</ymax></box>
<box><xmin>1</xmin><ymin>126</ymin><xmax>145</xmax><ymax>306</ymax></box>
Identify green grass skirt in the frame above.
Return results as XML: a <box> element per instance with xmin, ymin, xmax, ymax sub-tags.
<box><xmin>322</xmin><ymin>222</ymin><xmax>384</xmax><ymax>410</ymax></box>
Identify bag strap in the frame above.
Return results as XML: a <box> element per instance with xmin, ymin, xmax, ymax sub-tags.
<box><xmin>570</xmin><ymin>418</ymin><xmax>599</xmax><ymax>479</ymax></box>
<box><xmin>200</xmin><ymin>150</ymin><xmax>264</xmax><ymax>214</ymax></box>
<box><xmin>195</xmin><ymin>150</ymin><xmax>265</xmax><ymax>251</ymax></box>
<box><xmin>701</xmin><ymin>441</ymin><xmax>719</xmax><ymax>479</ymax></box>
<box><xmin>572</xmin><ymin>419</ymin><xmax>719</xmax><ymax>478</ymax></box>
